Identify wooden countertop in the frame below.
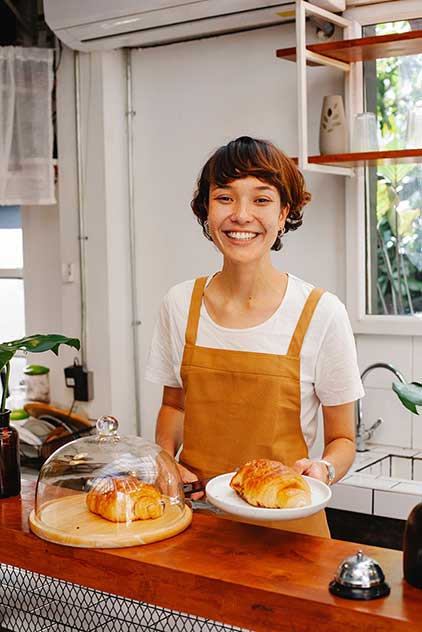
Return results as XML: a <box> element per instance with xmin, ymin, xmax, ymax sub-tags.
<box><xmin>1</xmin><ymin>481</ymin><xmax>421</xmax><ymax>631</ymax></box>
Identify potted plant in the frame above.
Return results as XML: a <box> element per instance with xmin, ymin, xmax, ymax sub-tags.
<box><xmin>392</xmin><ymin>381</ymin><xmax>422</xmax><ymax>415</ymax></box>
<box><xmin>0</xmin><ymin>334</ymin><xmax>80</xmax><ymax>420</ymax></box>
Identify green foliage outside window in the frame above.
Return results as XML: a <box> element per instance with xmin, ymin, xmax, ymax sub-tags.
<box><xmin>373</xmin><ymin>21</ymin><xmax>422</xmax><ymax>315</ymax></box>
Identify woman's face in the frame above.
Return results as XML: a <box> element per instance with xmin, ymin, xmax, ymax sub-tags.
<box><xmin>207</xmin><ymin>176</ymin><xmax>288</xmax><ymax>264</ymax></box>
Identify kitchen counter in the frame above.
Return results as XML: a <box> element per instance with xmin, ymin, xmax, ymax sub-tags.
<box><xmin>1</xmin><ymin>481</ymin><xmax>422</xmax><ymax>631</ymax></box>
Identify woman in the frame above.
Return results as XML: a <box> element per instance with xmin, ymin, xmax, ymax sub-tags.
<box><xmin>145</xmin><ymin>136</ymin><xmax>364</xmax><ymax>537</ymax></box>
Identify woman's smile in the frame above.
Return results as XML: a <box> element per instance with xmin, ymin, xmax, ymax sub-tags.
<box><xmin>224</xmin><ymin>230</ymin><xmax>261</xmax><ymax>243</ymax></box>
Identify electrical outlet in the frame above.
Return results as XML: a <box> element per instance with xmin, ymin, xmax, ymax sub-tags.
<box><xmin>64</xmin><ymin>363</ymin><xmax>94</xmax><ymax>401</ymax></box>
<box><xmin>62</xmin><ymin>262</ymin><xmax>75</xmax><ymax>284</ymax></box>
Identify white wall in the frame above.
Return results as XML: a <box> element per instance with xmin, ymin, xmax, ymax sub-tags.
<box><xmin>130</xmin><ymin>22</ymin><xmax>345</xmax><ymax>447</ymax></box>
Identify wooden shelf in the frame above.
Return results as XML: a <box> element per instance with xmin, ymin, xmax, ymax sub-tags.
<box><xmin>277</xmin><ymin>30</ymin><xmax>422</xmax><ymax>65</ymax></box>
<box><xmin>302</xmin><ymin>149</ymin><xmax>422</xmax><ymax>167</ymax></box>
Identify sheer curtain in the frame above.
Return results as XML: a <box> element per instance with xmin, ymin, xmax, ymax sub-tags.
<box><xmin>0</xmin><ymin>47</ymin><xmax>55</xmax><ymax>205</ymax></box>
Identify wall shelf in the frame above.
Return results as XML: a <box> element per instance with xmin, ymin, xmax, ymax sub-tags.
<box><xmin>303</xmin><ymin>149</ymin><xmax>422</xmax><ymax>167</ymax></box>
<box><xmin>277</xmin><ymin>29</ymin><xmax>422</xmax><ymax>66</ymax></box>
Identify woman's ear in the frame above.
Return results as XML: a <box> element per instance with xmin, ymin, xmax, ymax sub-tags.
<box><xmin>279</xmin><ymin>204</ymin><xmax>290</xmax><ymax>228</ymax></box>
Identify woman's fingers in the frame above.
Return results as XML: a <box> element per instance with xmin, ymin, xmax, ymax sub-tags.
<box><xmin>292</xmin><ymin>458</ymin><xmax>327</xmax><ymax>482</ymax></box>
<box><xmin>177</xmin><ymin>463</ymin><xmax>205</xmax><ymax>500</ymax></box>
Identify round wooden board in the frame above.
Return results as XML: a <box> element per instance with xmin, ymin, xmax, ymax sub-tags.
<box><xmin>29</xmin><ymin>493</ymin><xmax>192</xmax><ymax>548</ymax></box>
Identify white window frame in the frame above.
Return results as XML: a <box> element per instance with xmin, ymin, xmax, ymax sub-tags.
<box><xmin>343</xmin><ymin>0</ymin><xmax>422</xmax><ymax>335</ymax></box>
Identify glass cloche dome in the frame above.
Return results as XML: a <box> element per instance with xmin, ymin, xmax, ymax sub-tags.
<box><xmin>29</xmin><ymin>416</ymin><xmax>192</xmax><ymax>547</ymax></box>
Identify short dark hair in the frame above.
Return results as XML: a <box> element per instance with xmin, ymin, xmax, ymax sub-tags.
<box><xmin>191</xmin><ymin>136</ymin><xmax>311</xmax><ymax>250</ymax></box>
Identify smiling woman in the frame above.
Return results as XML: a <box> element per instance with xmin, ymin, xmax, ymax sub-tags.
<box><xmin>145</xmin><ymin>136</ymin><xmax>364</xmax><ymax>538</ymax></box>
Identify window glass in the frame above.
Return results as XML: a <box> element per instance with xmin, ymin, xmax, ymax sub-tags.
<box><xmin>0</xmin><ymin>279</ymin><xmax>25</xmax><ymax>341</ymax></box>
<box><xmin>0</xmin><ymin>206</ymin><xmax>23</xmax><ymax>269</ymax></box>
<box><xmin>0</xmin><ymin>229</ymin><xmax>23</xmax><ymax>269</ymax></box>
<box><xmin>364</xmin><ymin>20</ymin><xmax>422</xmax><ymax>315</ymax></box>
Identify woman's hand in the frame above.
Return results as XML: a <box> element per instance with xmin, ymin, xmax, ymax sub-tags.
<box><xmin>292</xmin><ymin>458</ymin><xmax>328</xmax><ymax>484</ymax></box>
<box><xmin>177</xmin><ymin>463</ymin><xmax>204</xmax><ymax>500</ymax></box>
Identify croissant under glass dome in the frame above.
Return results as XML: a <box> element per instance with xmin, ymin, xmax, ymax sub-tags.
<box><xmin>29</xmin><ymin>416</ymin><xmax>192</xmax><ymax>548</ymax></box>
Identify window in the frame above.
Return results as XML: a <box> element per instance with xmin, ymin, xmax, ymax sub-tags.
<box><xmin>344</xmin><ymin>0</ymin><xmax>422</xmax><ymax>334</ymax></box>
<box><xmin>364</xmin><ymin>20</ymin><xmax>422</xmax><ymax>316</ymax></box>
<box><xmin>0</xmin><ymin>206</ymin><xmax>26</xmax><ymax>393</ymax></box>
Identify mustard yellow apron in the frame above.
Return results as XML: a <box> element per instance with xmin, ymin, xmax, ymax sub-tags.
<box><xmin>180</xmin><ymin>276</ymin><xmax>330</xmax><ymax>538</ymax></box>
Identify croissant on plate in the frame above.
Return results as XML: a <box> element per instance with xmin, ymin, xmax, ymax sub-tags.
<box><xmin>86</xmin><ymin>476</ymin><xmax>164</xmax><ymax>522</ymax></box>
<box><xmin>230</xmin><ymin>459</ymin><xmax>311</xmax><ymax>509</ymax></box>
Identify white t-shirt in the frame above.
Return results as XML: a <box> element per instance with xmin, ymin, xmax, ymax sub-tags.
<box><xmin>145</xmin><ymin>274</ymin><xmax>364</xmax><ymax>449</ymax></box>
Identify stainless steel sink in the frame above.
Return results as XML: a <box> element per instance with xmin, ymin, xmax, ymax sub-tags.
<box><xmin>356</xmin><ymin>454</ymin><xmax>422</xmax><ymax>481</ymax></box>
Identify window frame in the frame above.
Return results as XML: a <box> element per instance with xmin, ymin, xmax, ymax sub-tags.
<box><xmin>344</xmin><ymin>0</ymin><xmax>422</xmax><ymax>335</ymax></box>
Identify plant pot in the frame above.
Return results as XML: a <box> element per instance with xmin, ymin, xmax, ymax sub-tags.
<box><xmin>0</xmin><ymin>409</ymin><xmax>21</xmax><ymax>498</ymax></box>
<box><xmin>319</xmin><ymin>95</ymin><xmax>348</xmax><ymax>155</ymax></box>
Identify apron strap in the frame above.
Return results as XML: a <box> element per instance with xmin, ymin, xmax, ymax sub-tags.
<box><xmin>287</xmin><ymin>287</ymin><xmax>325</xmax><ymax>357</ymax></box>
<box><xmin>185</xmin><ymin>277</ymin><xmax>208</xmax><ymax>345</ymax></box>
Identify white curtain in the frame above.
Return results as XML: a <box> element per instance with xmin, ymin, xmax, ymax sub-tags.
<box><xmin>0</xmin><ymin>47</ymin><xmax>55</xmax><ymax>205</ymax></box>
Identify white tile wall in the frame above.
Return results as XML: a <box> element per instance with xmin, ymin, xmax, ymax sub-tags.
<box><xmin>373</xmin><ymin>489</ymin><xmax>422</xmax><ymax>520</ymax></box>
<box><xmin>355</xmin><ymin>335</ymin><xmax>413</xmax><ymax>388</ymax></box>
<box><xmin>328</xmin><ymin>484</ymin><xmax>372</xmax><ymax>513</ymax></box>
<box><xmin>361</xmin><ymin>386</ymin><xmax>412</xmax><ymax>447</ymax></box>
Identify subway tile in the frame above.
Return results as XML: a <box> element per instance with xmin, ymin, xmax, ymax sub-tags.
<box><xmin>374</xmin><ymin>490</ymin><xmax>421</xmax><ymax>520</ymax></box>
<box><xmin>355</xmin><ymin>335</ymin><xmax>412</xmax><ymax>388</ymax></box>
<box><xmin>0</xmin><ymin>605</ymin><xmax>55</xmax><ymax>631</ymax></box>
<box><xmin>328</xmin><ymin>484</ymin><xmax>372</xmax><ymax>513</ymax></box>
<box><xmin>411</xmin><ymin>413</ymin><xmax>422</xmax><ymax>449</ymax></box>
<box><xmin>36</xmin><ymin>580</ymin><xmax>107</xmax><ymax>607</ymax></box>
<box><xmin>413</xmin><ymin>337</ymin><xmax>422</xmax><ymax>381</ymax></box>
<box><xmin>360</xmin><ymin>387</ymin><xmax>412</xmax><ymax>447</ymax></box>
<box><xmin>0</xmin><ymin>585</ymin><xmax>52</xmax><ymax>612</ymax></box>
<box><xmin>393</xmin><ymin>481</ymin><xmax>422</xmax><ymax>495</ymax></box>
<box><xmin>89</xmin><ymin>596</ymin><xmax>169</xmax><ymax>626</ymax></box>
<box><xmin>32</xmin><ymin>602</ymin><xmax>112</xmax><ymax>631</ymax></box>
<box><xmin>341</xmin><ymin>474</ymin><xmax>397</xmax><ymax>490</ymax></box>
<box><xmin>0</xmin><ymin>565</ymin><xmax>53</xmax><ymax>593</ymax></box>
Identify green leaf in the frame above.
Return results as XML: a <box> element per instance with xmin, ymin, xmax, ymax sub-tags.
<box><xmin>0</xmin><ymin>334</ymin><xmax>80</xmax><ymax>373</ymax></box>
<box><xmin>0</xmin><ymin>348</ymin><xmax>14</xmax><ymax>373</ymax></box>
<box><xmin>393</xmin><ymin>382</ymin><xmax>422</xmax><ymax>415</ymax></box>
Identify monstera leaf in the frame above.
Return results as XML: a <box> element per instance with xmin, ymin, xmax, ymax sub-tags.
<box><xmin>393</xmin><ymin>382</ymin><xmax>422</xmax><ymax>415</ymax></box>
<box><xmin>0</xmin><ymin>334</ymin><xmax>80</xmax><ymax>412</ymax></box>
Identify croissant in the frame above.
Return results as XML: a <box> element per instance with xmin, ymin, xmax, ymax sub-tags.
<box><xmin>230</xmin><ymin>459</ymin><xmax>311</xmax><ymax>509</ymax></box>
<box><xmin>86</xmin><ymin>476</ymin><xmax>164</xmax><ymax>522</ymax></box>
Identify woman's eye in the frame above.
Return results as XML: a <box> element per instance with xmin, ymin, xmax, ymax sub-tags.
<box><xmin>216</xmin><ymin>196</ymin><xmax>232</xmax><ymax>202</ymax></box>
<box><xmin>256</xmin><ymin>198</ymin><xmax>271</xmax><ymax>204</ymax></box>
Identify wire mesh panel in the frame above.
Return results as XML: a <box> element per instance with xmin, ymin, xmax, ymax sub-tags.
<box><xmin>0</xmin><ymin>564</ymin><xmax>253</xmax><ymax>632</ymax></box>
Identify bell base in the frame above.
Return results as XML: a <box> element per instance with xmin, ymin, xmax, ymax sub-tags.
<box><xmin>329</xmin><ymin>580</ymin><xmax>390</xmax><ymax>601</ymax></box>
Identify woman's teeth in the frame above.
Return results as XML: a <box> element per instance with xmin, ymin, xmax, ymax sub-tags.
<box><xmin>226</xmin><ymin>231</ymin><xmax>258</xmax><ymax>241</ymax></box>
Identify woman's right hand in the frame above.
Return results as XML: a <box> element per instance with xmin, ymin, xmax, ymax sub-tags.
<box><xmin>177</xmin><ymin>463</ymin><xmax>204</xmax><ymax>500</ymax></box>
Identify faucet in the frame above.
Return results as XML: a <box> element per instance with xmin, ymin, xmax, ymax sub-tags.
<box><xmin>356</xmin><ymin>362</ymin><xmax>407</xmax><ymax>452</ymax></box>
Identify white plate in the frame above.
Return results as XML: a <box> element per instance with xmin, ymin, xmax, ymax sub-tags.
<box><xmin>205</xmin><ymin>472</ymin><xmax>332</xmax><ymax>522</ymax></box>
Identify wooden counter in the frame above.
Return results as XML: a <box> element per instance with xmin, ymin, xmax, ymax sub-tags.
<box><xmin>1</xmin><ymin>481</ymin><xmax>421</xmax><ymax>631</ymax></box>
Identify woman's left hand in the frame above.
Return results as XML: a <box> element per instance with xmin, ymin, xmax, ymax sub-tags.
<box><xmin>292</xmin><ymin>458</ymin><xmax>328</xmax><ymax>483</ymax></box>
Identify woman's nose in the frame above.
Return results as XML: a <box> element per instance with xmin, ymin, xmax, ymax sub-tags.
<box><xmin>230</xmin><ymin>200</ymin><xmax>252</xmax><ymax>222</ymax></box>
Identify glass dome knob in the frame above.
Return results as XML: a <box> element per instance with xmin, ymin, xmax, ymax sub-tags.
<box><xmin>96</xmin><ymin>415</ymin><xmax>119</xmax><ymax>438</ymax></box>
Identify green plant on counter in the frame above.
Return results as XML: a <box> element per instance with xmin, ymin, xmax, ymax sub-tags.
<box><xmin>393</xmin><ymin>382</ymin><xmax>422</xmax><ymax>415</ymax></box>
<box><xmin>0</xmin><ymin>335</ymin><xmax>80</xmax><ymax>414</ymax></box>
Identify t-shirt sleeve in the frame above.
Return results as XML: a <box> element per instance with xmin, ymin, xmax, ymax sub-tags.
<box><xmin>315</xmin><ymin>299</ymin><xmax>364</xmax><ymax>406</ymax></box>
<box><xmin>144</xmin><ymin>292</ymin><xmax>182</xmax><ymax>388</ymax></box>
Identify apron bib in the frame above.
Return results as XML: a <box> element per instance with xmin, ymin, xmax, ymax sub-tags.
<box><xmin>180</xmin><ymin>276</ymin><xmax>330</xmax><ymax>538</ymax></box>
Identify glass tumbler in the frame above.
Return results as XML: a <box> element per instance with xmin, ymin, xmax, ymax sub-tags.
<box><xmin>406</xmin><ymin>103</ymin><xmax>422</xmax><ymax>149</ymax></box>
<box><xmin>351</xmin><ymin>113</ymin><xmax>378</xmax><ymax>152</ymax></box>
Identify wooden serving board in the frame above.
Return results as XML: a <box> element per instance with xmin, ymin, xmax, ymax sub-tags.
<box><xmin>29</xmin><ymin>493</ymin><xmax>192</xmax><ymax>548</ymax></box>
